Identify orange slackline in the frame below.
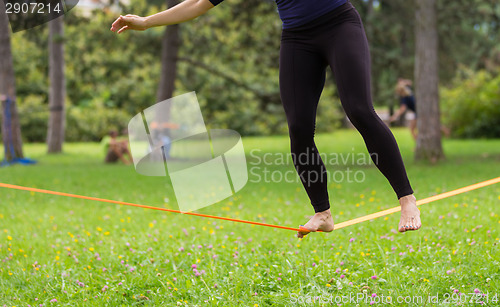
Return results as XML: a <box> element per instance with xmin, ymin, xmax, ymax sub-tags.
<box><xmin>0</xmin><ymin>182</ymin><xmax>299</xmax><ymax>232</ymax></box>
<box><xmin>0</xmin><ymin>176</ymin><xmax>499</xmax><ymax>232</ymax></box>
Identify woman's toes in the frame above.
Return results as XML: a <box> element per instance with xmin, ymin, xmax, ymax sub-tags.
<box><xmin>408</xmin><ymin>222</ymin><xmax>414</xmax><ymax>230</ymax></box>
<box><xmin>410</xmin><ymin>219</ymin><xmax>420</xmax><ymax>230</ymax></box>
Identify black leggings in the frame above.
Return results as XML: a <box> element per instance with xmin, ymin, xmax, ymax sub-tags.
<box><xmin>279</xmin><ymin>1</ymin><xmax>413</xmax><ymax>213</ymax></box>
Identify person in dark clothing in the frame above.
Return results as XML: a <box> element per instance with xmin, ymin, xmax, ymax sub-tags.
<box><xmin>390</xmin><ymin>78</ymin><xmax>417</xmax><ymax>140</ymax></box>
<box><xmin>390</xmin><ymin>78</ymin><xmax>450</xmax><ymax>140</ymax></box>
<box><xmin>110</xmin><ymin>0</ymin><xmax>421</xmax><ymax>237</ymax></box>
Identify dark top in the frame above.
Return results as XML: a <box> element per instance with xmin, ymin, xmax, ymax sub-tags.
<box><xmin>400</xmin><ymin>95</ymin><xmax>416</xmax><ymax>114</ymax></box>
<box><xmin>209</xmin><ymin>0</ymin><xmax>348</xmax><ymax>29</ymax></box>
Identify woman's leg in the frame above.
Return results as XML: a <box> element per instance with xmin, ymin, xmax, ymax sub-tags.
<box><xmin>279</xmin><ymin>39</ymin><xmax>330</xmax><ymax>212</ymax></box>
<box><xmin>409</xmin><ymin>119</ymin><xmax>417</xmax><ymax>140</ymax></box>
<box><xmin>323</xmin><ymin>8</ymin><xmax>421</xmax><ymax>231</ymax></box>
<box><xmin>279</xmin><ymin>36</ymin><xmax>335</xmax><ymax>237</ymax></box>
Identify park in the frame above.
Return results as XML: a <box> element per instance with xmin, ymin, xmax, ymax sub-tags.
<box><xmin>1</xmin><ymin>0</ymin><xmax>500</xmax><ymax>306</ymax></box>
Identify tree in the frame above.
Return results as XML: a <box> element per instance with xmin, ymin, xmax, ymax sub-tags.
<box><xmin>47</xmin><ymin>16</ymin><xmax>66</xmax><ymax>153</ymax></box>
<box><xmin>155</xmin><ymin>0</ymin><xmax>180</xmax><ymax>126</ymax></box>
<box><xmin>0</xmin><ymin>1</ymin><xmax>24</xmax><ymax>161</ymax></box>
<box><xmin>414</xmin><ymin>0</ymin><xmax>444</xmax><ymax>162</ymax></box>
<box><xmin>157</xmin><ymin>0</ymin><xmax>180</xmax><ymax>103</ymax></box>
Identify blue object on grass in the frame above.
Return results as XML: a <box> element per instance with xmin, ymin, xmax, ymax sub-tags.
<box><xmin>1</xmin><ymin>96</ymin><xmax>37</xmax><ymax>167</ymax></box>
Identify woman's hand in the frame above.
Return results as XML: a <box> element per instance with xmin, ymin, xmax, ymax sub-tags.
<box><xmin>110</xmin><ymin>15</ymin><xmax>149</xmax><ymax>34</ymax></box>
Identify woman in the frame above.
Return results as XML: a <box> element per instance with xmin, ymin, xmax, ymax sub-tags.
<box><xmin>390</xmin><ymin>78</ymin><xmax>417</xmax><ymax>140</ymax></box>
<box><xmin>111</xmin><ymin>0</ymin><xmax>421</xmax><ymax>237</ymax></box>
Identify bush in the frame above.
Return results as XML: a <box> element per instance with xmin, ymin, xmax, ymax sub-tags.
<box><xmin>17</xmin><ymin>95</ymin><xmax>49</xmax><ymax>142</ymax></box>
<box><xmin>12</xmin><ymin>97</ymin><xmax>131</xmax><ymax>142</ymax></box>
<box><xmin>65</xmin><ymin>106</ymin><xmax>131</xmax><ymax>142</ymax></box>
<box><xmin>441</xmin><ymin>69</ymin><xmax>500</xmax><ymax>138</ymax></box>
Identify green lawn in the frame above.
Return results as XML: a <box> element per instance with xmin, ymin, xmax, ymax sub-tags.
<box><xmin>1</xmin><ymin>128</ymin><xmax>499</xmax><ymax>306</ymax></box>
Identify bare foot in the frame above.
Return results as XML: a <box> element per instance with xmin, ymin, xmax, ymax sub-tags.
<box><xmin>297</xmin><ymin>209</ymin><xmax>334</xmax><ymax>238</ymax></box>
<box><xmin>398</xmin><ymin>194</ymin><xmax>421</xmax><ymax>232</ymax></box>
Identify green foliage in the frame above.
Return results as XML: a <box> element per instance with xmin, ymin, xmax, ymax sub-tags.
<box><xmin>353</xmin><ymin>0</ymin><xmax>500</xmax><ymax>105</ymax></box>
<box><xmin>441</xmin><ymin>69</ymin><xmax>500</xmax><ymax>138</ymax></box>
<box><xmin>65</xmin><ymin>106</ymin><xmax>131</xmax><ymax>142</ymax></box>
<box><xmin>17</xmin><ymin>95</ymin><xmax>49</xmax><ymax>142</ymax></box>
<box><xmin>437</xmin><ymin>0</ymin><xmax>500</xmax><ymax>79</ymax></box>
<box><xmin>15</xmin><ymin>96</ymin><xmax>130</xmax><ymax>142</ymax></box>
<box><xmin>9</xmin><ymin>1</ymin><xmax>164</xmax><ymax>142</ymax></box>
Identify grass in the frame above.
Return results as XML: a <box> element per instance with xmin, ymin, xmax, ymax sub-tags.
<box><xmin>0</xmin><ymin>128</ymin><xmax>499</xmax><ymax>306</ymax></box>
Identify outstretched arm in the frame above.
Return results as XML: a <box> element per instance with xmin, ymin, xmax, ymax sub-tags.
<box><xmin>111</xmin><ymin>0</ymin><xmax>215</xmax><ymax>34</ymax></box>
<box><xmin>389</xmin><ymin>104</ymin><xmax>407</xmax><ymax>122</ymax></box>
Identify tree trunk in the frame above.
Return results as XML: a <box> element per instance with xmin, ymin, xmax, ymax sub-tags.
<box><xmin>47</xmin><ymin>16</ymin><xmax>66</xmax><ymax>153</ymax></box>
<box><xmin>156</xmin><ymin>0</ymin><xmax>181</xmax><ymax>126</ymax></box>
<box><xmin>0</xmin><ymin>1</ymin><xmax>24</xmax><ymax>161</ymax></box>
<box><xmin>414</xmin><ymin>0</ymin><xmax>444</xmax><ymax>162</ymax></box>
